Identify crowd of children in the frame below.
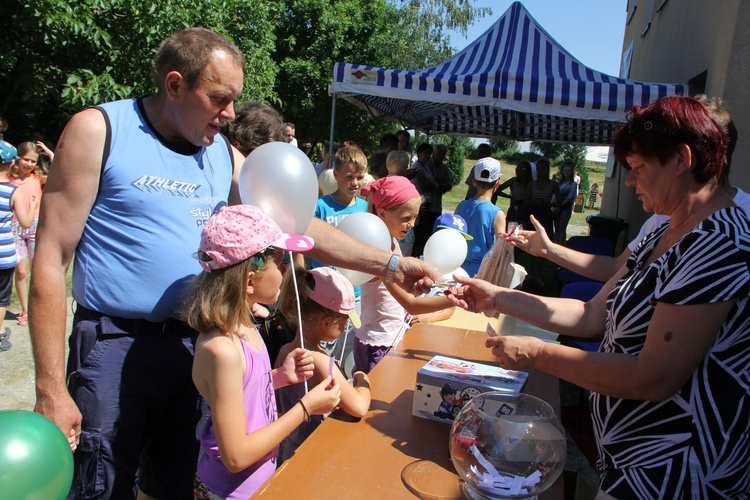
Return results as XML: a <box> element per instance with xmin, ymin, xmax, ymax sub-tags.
<box><xmin>7</xmin><ymin>127</ymin><xmax>569</xmax><ymax>498</ymax></box>
<box><xmin>0</xmin><ymin>139</ymin><xmax>47</xmax><ymax>351</ymax></box>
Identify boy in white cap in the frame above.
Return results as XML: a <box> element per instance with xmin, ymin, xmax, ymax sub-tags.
<box><xmin>0</xmin><ymin>142</ymin><xmax>38</xmax><ymax>351</ymax></box>
<box><xmin>454</xmin><ymin>157</ymin><xmax>506</xmax><ymax>277</ymax></box>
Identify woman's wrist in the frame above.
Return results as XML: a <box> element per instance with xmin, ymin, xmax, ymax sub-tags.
<box><xmin>493</xmin><ymin>288</ymin><xmax>505</xmax><ymax>315</ymax></box>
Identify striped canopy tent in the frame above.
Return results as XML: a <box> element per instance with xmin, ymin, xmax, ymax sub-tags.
<box><xmin>328</xmin><ymin>1</ymin><xmax>686</xmax><ymax>145</ymax></box>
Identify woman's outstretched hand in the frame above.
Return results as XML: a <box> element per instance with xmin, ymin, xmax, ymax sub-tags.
<box><xmin>444</xmin><ymin>275</ymin><xmax>501</xmax><ymax>316</ymax></box>
<box><xmin>501</xmin><ymin>215</ymin><xmax>552</xmax><ymax>257</ymax></box>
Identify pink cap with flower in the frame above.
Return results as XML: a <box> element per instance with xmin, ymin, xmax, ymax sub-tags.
<box><xmin>199</xmin><ymin>205</ymin><xmax>314</xmax><ymax>272</ymax></box>
<box><xmin>307</xmin><ymin>267</ymin><xmax>361</xmax><ymax>329</ymax></box>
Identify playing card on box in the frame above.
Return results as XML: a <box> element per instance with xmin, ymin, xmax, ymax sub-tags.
<box><xmin>412</xmin><ymin>355</ymin><xmax>528</xmax><ymax>424</ymax></box>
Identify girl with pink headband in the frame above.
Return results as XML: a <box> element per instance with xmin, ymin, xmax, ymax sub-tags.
<box><xmin>353</xmin><ymin>176</ymin><xmax>454</xmax><ymax>373</ymax></box>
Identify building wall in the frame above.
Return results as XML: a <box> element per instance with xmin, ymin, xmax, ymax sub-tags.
<box><xmin>603</xmin><ymin>0</ymin><xmax>748</xmax><ymax>244</ymax></box>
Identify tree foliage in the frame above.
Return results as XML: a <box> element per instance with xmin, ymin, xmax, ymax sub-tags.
<box><xmin>1</xmin><ymin>0</ymin><xmax>488</xmax><ymax>150</ymax></box>
<box><xmin>433</xmin><ymin>134</ymin><xmax>473</xmax><ymax>186</ymax></box>
<box><xmin>1</xmin><ymin>0</ymin><xmax>278</xmax><ymax>142</ymax></box>
<box><xmin>488</xmin><ymin>139</ymin><xmax>518</xmax><ymax>155</ymax></box>
<box><xmin>530</xmin><ymin>141</ymin><xmax>567</xmax><ymax>160</ymax></box>
<box><xmin>274</xmin><ymin>0</ymin><xmax>489</xmax><ymax>152</ymax></box>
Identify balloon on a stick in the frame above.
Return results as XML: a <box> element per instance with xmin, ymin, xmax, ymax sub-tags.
<box><xmin>335</xmin><ymin>212</ymin><xmax>392</xmax><ymax>287</ymax></box>
<box><xmin>239</xmin><ymin>142</ymin><xmax>318</xmax><ymax>235</ymax></box>
<box><xmin>423</xmin><ymin>228</ymin><xmax>468</xmax><ymax>275</ymax></box>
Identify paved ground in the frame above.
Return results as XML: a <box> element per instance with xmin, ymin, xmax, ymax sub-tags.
<box><xmin>0</xmin><ymin>302</ymin><xmax>74</xmax><ymax>412</ymax></box>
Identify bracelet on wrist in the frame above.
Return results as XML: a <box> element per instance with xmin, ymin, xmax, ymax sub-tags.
<box><xmin>298</xmin><ymin>400</ymin><xmax>311</xmax><ymax>422</ymax></box>
<box><xmin>385</xmin><ymin>253</ymin><xmax>400</xmax><ymax>284</ymax></box>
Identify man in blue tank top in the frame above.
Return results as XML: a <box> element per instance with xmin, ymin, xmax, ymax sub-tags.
<box><xmin>29</xmin><ymin>28</ymin><xmax>246</xmax><ymax>499</ymax></box>
<box><xmin>30</xmin><ymin>28</ymin><xmax>441</xmax><ymax>499</ymax></box>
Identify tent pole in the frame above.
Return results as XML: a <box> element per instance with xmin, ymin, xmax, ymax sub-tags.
<box><xmin>328</xmin><ymin>95</ymin><xmax>337</xmax><ymax>159</ymax></box>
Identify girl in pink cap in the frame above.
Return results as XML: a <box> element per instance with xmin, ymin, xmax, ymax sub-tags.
<box><xmin>275</xmin><ymin>266</ymin><xmax>372</xmax><ymax>462</ymax></box>
<box><xmin>183</xmin><ymin>205</ymin><xmax>342</xmax><ymax>500</ymax></box>
<box><xmin>354</xmin><ymin>176</ymin><xmax>454</xmax><ymax>374</ymax></box>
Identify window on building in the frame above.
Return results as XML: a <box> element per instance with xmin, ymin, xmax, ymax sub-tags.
<box><xmin>641</xmin><ymin>0</ymin><xmax>655</xmax><ymax>37</ymax></box>
<box><xmin>627</xmin><ymin>0</ymin><xmax>639</xmax><ymax>25</ymax></box>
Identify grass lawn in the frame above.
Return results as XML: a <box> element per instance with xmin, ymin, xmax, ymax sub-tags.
<box><xmin>443</xmin><ymin>159</ymin><xmax>611</xmax><ymax>296</ymax></box>
<box><xmin>444</xmin><ymin>159</ymin><xmax>607</xmax><ymax>239</ymax></box>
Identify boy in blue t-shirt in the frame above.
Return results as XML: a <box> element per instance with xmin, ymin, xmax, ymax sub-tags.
<box><xmin>455</xmin><ymin>157</ymin><xmax>506</xmax><ymax>277</ymax></box>
<box><xmin>302</xmin><ymin>145</ymin><xmax>368</xmax><ymax>376</ymax></box>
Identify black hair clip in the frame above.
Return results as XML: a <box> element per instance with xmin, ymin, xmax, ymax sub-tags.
<box><xmin>628</xmin><ymin>119</ymin><xmax>684</xmax><ymax>140</ymax></box>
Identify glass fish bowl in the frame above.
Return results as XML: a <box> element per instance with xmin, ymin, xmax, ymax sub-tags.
<box><xmin>449</xmin><ymin>392</ymin><xmax>566</xmax><ymax>499</ymax></box>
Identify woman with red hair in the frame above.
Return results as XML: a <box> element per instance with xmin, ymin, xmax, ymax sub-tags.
<box><xmin>444</xmin><ymin>95</ymin><xmax>749</xmax><ymax>498</ymax></box>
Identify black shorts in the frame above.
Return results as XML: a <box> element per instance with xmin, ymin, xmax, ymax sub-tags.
<box><xmin>0</xmin><ymin>267</ymin><xmax>15</xmax><ymax>307</ymax></box>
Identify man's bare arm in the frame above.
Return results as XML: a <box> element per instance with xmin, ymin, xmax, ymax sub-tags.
<box><xmin>227</xmin><ymin>144</ymin><xmax>245</xmax><ymax>206</ymax></box>
<box><xmin>30</xmin><ymin>108</ymin><xmax>105</xmax><ymax>441</ymax></box>
<box><xmin>304</xmin><ymin>218</ymin><xmax>440</xmax><ymax>292</ymax></box>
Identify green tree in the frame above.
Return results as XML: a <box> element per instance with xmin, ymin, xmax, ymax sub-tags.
<box><xmin>1</xmin><ymin>0</ymin><xmax>278</xmax><ymax>143</ymax></box>
<box><xmin>488</xmin><ymin>139</ymin><xmax>518</xmax><ymax>156</ymax></box>
<box><xmin>530</xmin><ymin>141</ymin><xmax>567</xmax><ymax>160</ymax></box>
<box><xmin>274</xmin><ymin>0</ymin><xmax>490</xmax><ymax>151</ymax></box>
<box><xmin>433</xmin><ymin>134</ymin><xmax>472</xmax><ymax>186</ymax></box>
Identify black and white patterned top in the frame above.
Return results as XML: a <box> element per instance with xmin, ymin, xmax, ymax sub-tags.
<box><xmin>591</xmin><ymin>206</ymin><xmax>750</xmax><ymax>498</ymax></box>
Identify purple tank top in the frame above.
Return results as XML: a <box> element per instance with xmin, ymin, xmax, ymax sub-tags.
<box><xmin>198</xmin><ymin>337</ymin><xmax>278</xmax><ymax>499</ymax></box>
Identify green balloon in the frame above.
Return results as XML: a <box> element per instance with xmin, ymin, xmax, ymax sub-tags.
<box><xmin>0</xmin><ymin>410</ymin><xmax>74</xmax><ymax>499</ymax></box>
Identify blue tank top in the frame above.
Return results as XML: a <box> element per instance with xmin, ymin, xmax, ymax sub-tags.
<box><xmin>456</xmin><ymin>199</ymin><xmax>501</xmax><ymax>277</ymax></box>
<box><xmin>72</xmin><ymin>98</ymin><xmax>233</xmax><ymax>321</ymax></box>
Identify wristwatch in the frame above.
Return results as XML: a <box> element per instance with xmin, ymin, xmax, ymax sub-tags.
<box><xmin>385</xmin><ymin>253</ymin><xmax>400</xmax><ymax>284</ymax></box>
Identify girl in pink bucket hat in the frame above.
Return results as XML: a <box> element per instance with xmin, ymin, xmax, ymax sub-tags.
<box><xmin>183</xmin><ymin>205</ymin><xmax>342</xmax><ymax>499</ymax></box>
<box><xmin>275</xmin><ymin>265</ymin><xmax>372</xmax><ymax>462</ymax></box>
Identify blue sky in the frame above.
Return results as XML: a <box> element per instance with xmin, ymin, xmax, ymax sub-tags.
<box><xmin>449</xmin><ymin>1</ymin><xmax>627</xmax><ymax>77</ymax></box>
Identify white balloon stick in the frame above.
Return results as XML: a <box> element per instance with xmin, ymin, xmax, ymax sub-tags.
<box><xmin>288</xmin><ymin>250</ymin><xmax>308</xmax><ymax>394</ymax></box>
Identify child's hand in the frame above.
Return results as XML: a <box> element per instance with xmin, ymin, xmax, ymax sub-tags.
<box><xmin>36</xmin><ymin>141</ymin><xmax>54</xmax><ymax>159</ymax></box>
<box><xmin>280</xmin><ymin>348</ymin><xmax>314</xmax><ymax>385</ymax></box>
<box><xmin>302</xmin><ymin>376</ymin><xmax>342</xmax><ymax>415</ymax></box>
<box><xmin>410</xmin><ymin>314</ymin><xmax>429</xmax><ymax>325</ymax></box>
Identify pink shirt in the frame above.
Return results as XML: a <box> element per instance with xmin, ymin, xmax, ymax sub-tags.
<box><xmin>198</xmin><ymin>337</ymin><xmax>278</xmax><ymax>499</ymax></box>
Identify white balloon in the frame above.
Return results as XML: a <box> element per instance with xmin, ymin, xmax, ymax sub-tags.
<box><xmin>239</xmin><ymin>142</ymin><xmax>318</xmax><ymax>234</ymax></box>
<box><xmin>423</xmin><ymin>229</ymin><xmax>468</xmax><ymax>275</ymax></box>
<box><xmin>335</xmin><ymin>213</ymin><xmax>392</xmax><ymax>287</ymax></box>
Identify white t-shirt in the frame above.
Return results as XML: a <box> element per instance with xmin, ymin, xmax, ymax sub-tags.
<box><xmin>355</xmin><ymin>239</ymin><xmax>407</xmax><ymax>347</ymax></box>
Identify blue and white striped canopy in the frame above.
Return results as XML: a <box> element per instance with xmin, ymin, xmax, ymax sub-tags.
<box><xmin>329</xmin><ymin>1</ymin><xmax>686</xmax><ymax>145</ymax></box>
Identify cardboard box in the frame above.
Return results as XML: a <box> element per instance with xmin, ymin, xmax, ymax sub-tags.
<box><xmin>412</xmin><ymin>355</ymin><xmax>528</xmax><ymax>424</ymax></box>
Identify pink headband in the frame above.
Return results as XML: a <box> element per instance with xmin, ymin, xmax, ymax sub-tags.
<box><xmin>359</xmin><ymin>176</ymin><xmax>420</xmax><ymax>210</ymax></box>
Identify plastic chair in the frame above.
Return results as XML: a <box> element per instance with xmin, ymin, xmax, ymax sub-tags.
<box><xmin>565</xmin><ymin>235</ymin><xmax>614</xmax><ymax>257</ymax></box>
<box><xmin>555</xmin><ymin>236</ymin><xmax>613</xmax><ymax>293</ymax></box>
<box><xmin>560</xmin><ymin>281</ymin><xmax>604</xmax><ymax>302</ymax></box>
